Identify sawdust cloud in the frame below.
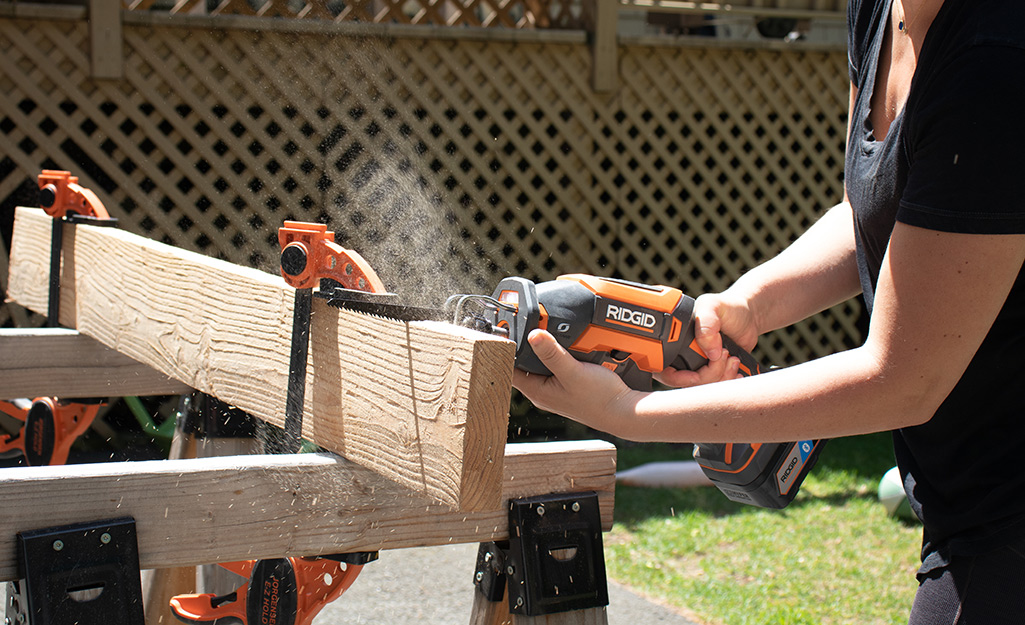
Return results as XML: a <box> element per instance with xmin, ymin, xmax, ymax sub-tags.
<box><xmin>243</xmin><ymin>36</ymin><xmax>510</xmax><ymax>503</ymax></box>
<box><xmin>327</xmin><ymin>156</ymin><xmax>479</xmax><ymax>308</ymax></box>
<box><xmin>314</xmin><ymin>39</ymin><xmax>501</xmax><ymax>309</ymax></box>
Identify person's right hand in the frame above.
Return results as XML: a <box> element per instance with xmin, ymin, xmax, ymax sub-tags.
<box><xmin>655</xmin><ymin>291</ymin><xmax>760</xmax><ymax>388</ymax></box>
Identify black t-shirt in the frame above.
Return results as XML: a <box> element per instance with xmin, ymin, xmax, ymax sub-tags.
<box><xmin>845</xmin><ymin>0</ymin><xmax>1025</xmax><ymax>572</ymax></box>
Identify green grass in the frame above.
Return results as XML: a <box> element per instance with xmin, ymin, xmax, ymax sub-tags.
<box><xmin>605</xmin><ymin>433</ymin><xmax>922</xmax><ymax>625</ymax></box>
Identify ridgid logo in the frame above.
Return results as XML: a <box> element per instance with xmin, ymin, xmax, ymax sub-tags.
<box><xmin>606</xmin><ymin>304</ymin><xmax>657</xmax><ymax>329</ymax></box>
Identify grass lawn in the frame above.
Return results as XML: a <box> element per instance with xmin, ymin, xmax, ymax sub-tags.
<box><xmin>606</xmin><ymin>433</ymin><xmax>922</xmax><ymax>625</ymax></box>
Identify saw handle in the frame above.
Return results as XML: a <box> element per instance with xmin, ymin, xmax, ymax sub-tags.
<box><xmin>671</xmin><ymin>333</ymin><xmax>762</xmax><ymax>378</ymax></box>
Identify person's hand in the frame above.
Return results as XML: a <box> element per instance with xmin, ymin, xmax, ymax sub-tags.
<box><xmin>512</xmin><ymin>329</ymin><xmax>639</xmax><ymax>429</ymax></box>
<box><xmin>655</xmin><ymin>291</ymin><xmax>759</xmax><ymax>388</ymax></box>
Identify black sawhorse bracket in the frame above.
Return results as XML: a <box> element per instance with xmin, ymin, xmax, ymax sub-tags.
<box><xmin>473</xmin><ymin>492</ymin><xmax>609</xmax><ymax>623</ymax></box>
<box><xmin>6</xmin><ymin>517</ymin><xmax>144</xmax><ymax>625</ymax></box>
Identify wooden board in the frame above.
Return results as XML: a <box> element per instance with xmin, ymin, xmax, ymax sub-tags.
<box><xmin>6</xmin><ymin>207</ymin><xmax>514</xmax><ymax>511</ymax></box>
<box><xmin>0</xmin><ymin>328</ymin><xmax>192</xmax><ymax>398</ymax></box>
<box><xmin>0</xmin><ymin>440</ymin><xmax>617</xmax><ymax>580</ymax></box>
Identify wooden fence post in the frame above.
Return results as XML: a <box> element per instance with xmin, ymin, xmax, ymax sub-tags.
<box><xmin>89</xmin><ymin>0</ymin><xmax>122</xmax><ymax>79</ymax></box>
<box><xmin>590</xmin><ymin>0</ymin><xmax>618</xmax><ymax>93</ymax></box>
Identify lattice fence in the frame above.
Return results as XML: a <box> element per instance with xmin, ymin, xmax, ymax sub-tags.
<box><xmin>0</xmin><ymin>8</ymin><xmax>856</xmax><ymax>367</ymax></box>
<box><xmin>121</xmin><ymin>0</ymin><xmax>846</xmax><ymax>29</ymax></box>
<box><xmin>127</xmin><ymin>0</ymin><xmax>592</xmax><ymax>29</ymax></box>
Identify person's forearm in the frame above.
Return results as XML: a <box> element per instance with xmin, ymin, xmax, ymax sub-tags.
<box><xmin>613</xmin><ymin>344</ymin><xmax>918</xmax><ymax>443</ymax></box>
<box><xmin>601</xmin><ymin>225</ymin><xmax>1025</xmax><ymax>445</ymax></box>
<box><xmin>728</xmin><ymin>201</ymin><xmax>861</xmax><ymax>335</ymax></box>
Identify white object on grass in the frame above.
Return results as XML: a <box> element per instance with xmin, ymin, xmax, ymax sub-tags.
<box><xmin>616</xmin><ymin>461</ymin><xmax>714</xmax><ymax>488</ymax></box>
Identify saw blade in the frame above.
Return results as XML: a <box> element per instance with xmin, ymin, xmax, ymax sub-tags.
<box><xmin>318</xmin><ymin>288</ymin><xmax>447</xmax><ymax>322</ymax></box>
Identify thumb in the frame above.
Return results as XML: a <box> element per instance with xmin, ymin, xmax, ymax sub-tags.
<box><xmin>695</xmin><ymin>320</ymin><xmax>724</xmax><ymax>362</ymax></box>
<box><xmin>527</xmin><ymin>329</ymin><xmax>576</xmax><ymax>377</ymax></box>
<box><xmin>693</xmin><ymin>300</ymin><xmax>725</xmax><ymax>362</ymax></box>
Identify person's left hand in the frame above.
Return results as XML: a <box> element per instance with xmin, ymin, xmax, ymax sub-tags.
<box><xmin>511</xmin><ymin>329</ymin><xmax>639</xmax><ymax>429</ymax></box>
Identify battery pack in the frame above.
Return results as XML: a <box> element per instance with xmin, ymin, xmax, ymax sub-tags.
<box><xmin>694</xmin><ymin>440</ymin><xmax>826</xmax><ymax>509</ymax></box>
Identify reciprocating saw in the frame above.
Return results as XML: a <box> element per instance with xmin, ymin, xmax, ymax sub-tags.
<box><xmin>476</xmin><ymin>274</ymin><xmax>825</xmax><ymax>509</ymax></box>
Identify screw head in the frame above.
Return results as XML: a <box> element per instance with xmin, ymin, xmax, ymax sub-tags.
<box><xmin>515</xmin><ymin>597</ymin><xmax>524</xmax><ymax>608</ymax></box>
<box><xmin>52</xmin><ymin>540</ymin><xmax>64</xmax><ymax>551</ymax></box>
<box><xmin>475</xmin><ymin>571</ymin><xmax>484</xmax><ymax>582</ymax></box>
<box><xmin>572</xmin><ymin>502</ymin><xmax>581</xmax><ymax>512</ymax></box>
<box><xmin>536</xmin><ymin>504</ymin><xmax>545</xmax><ymax>517</ymax></box>
<box><xmin>506</xmin><ymin>565</ymin><xmax>515</xmax><ymax>576</ymax></box>
<box><xmin>100</xmin><ymin>532</ymin><xmax>112</xmax><ymax>544</ymax></box>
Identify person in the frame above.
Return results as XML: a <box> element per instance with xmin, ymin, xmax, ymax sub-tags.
<box><xmin>512</xmin><ymin>0</ymin><xmax>1025</xmax><ymax>621</ymax></box>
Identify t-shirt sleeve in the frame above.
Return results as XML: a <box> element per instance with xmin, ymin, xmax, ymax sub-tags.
<box><xmin>899</xmin><ymin>45</ymin><xmax>1025</xmax><ymax>234</ymax></box>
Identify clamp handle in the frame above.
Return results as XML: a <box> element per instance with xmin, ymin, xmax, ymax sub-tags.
<box><xmin>278</xmin><ymin>221</ymin><xmax>386</xmax><ymax>293</ymax></box>
<box><xmin>37</xmin><ymin>170</ymin><xmax>111</xmax><ymax>220</ymax></box>
<box><xmin>0</xmin><ymin>398</ymin><xmax>102</xmax><ymax>466</ymax></box>
<box><xmin>170</xmin><ymin>557</ymin><xmax>365</xmax><ymax>625</ymax></box>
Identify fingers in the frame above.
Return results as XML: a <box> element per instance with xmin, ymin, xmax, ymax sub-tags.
<box><xmin>692</xmin><ymin>295</ymin><xmax>727</xmax><ymax>363</ymax></box>
<box><xmin>511</xmin><ymin>330</ymin><xmax>577</xmax><ymax>399</ymax></box>
<box><xmin>526</xmin><ymin>329</ymin><xmax>573</xmax><ymax>376</ymax></box>
<box><xmin>511</xmin><ymin>330</ymin><xmax>634</xmax><ymax>426</ymax></box>
<box><xmin>654</xmin><ymin>351</ymin><xmax>742</xmax><ymax>388</ymax></box>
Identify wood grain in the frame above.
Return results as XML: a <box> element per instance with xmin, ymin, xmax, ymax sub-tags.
<box><xmin>0</xmin><ymin>328</ymin><xmax>191</xmax><ymax>398</ymax></box>
<box><xmin>0</xmin><ymin>440</ymin><xmax>617</xmax><ymax>581</ymax></box>
<box><xmin>6</xmin><ymin>207</ymin><xmax>513</xmax><ymax>511</ymax></box>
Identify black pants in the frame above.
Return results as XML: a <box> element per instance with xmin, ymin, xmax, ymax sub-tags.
<box><xmin>908</xmin><ymin>540</ymin><xmax>1025</xmax><ymax>624</ymax></box>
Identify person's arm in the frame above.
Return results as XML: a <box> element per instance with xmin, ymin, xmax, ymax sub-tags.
<box><xmin>735</xmin><ymin>84</ymin><xmax>864</xmax><ymax>335</ymax></box>
<box><xmin>727</xmin><ymin>200</ymin><xmax>861</xmax><ymax>337</ymax></box>
<box><xmin>660</xmin><ymin>87</ymin><xmax>862</xmax><ymax>388</ymax></box>
<box><xmin>514</xmin><ymin>223</ymin><xmax>1025</xmax><ymax>443</ymax></box>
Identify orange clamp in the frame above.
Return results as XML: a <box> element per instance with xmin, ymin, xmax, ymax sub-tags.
<box><xmin>277</xmin><ymin>221</ymin><xmax>386</xmax><ymax>293</ymax></box>
<box><xmin>37</xmin><ymin>170</ymin><xmax>110</xmax><ymax>220</ymax></box>
<box><xmin>0</xmin><ymin>398</ymin><xmax>102</xmax><ymax>466</ymax></box>
<box><xmin>170</xmin><ymin>557</ymin><xmax>364</xmax><ymax>625</ymax></box>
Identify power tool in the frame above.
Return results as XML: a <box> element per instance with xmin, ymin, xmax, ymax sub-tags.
<box><xmin>475</xmin><ymin>274</ymin><xmax>826</xmax><ymax>510</ymax></box>
<box><xmin>271</xmin><ymin>223</ymin><xmax>825</xmax><ymax>510</ymax></box>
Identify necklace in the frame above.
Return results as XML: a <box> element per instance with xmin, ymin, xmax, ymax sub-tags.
<box><xmin>894</xmin><ymin>0</ymin><xmax>913</xmax><ymax>36</ymax></box>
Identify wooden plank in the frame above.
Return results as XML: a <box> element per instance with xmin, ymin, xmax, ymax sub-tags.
<box><xmin>590</xmin><ymin>0</ymin><xmax>618</xmax><ymax>93</ymax></box>
<box><xmin>0</xmin><ymin>328</ymin><xmax>192</xmax><ymax>398</ymax></box>
<box><xmin>6</xmin><ymin>207</ymin><xmax>513</xmax><ymax>511</ymax></box>
<box><xmin>2</xmin><ymin>233</ymin><xmax>33</xmax><ymax>328</ymax></box>
<box><xmin>0</xmin><ymin>440</ymin><xmax>617</xmax><ymax>581</ymax></box>
<box><xmin>89</xmin><ymin>0</ymin><xmax>123</xmax><ymax>79</ymax></box>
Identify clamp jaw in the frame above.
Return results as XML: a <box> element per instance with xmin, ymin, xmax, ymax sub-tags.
<box><xmin>278</xmin><ymin>221</ymin><xmax>385</xmax><ymax>293</ymax></box>
<box><xmin>0</xmin><ymin>398</ymin><xmax>102</xmax><ymax>466</ymax></box>
<box><xmin>170</xmin><ymin>555</ymin><xmax>373</xmax><ymax>625</ymax></box>
<box><xmin>273</xmin><ymin>221</ymin><xmax>390</xmax><ymax>454</ymax></box>
<box><xmin>37</xmin><ymin>170</ymin><xmax>111</xmax><ymax>221</ymax></box>
<box><xmin>35</xmin><ymin>170</ymin><xmax>118</xmax><ymax>327</ymax></box>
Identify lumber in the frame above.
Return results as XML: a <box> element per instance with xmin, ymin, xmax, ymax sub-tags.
<box><xmin>0</xmin><ymin>440</ymin><xmax>617</xmax><ymax>581</ymax></box>
<box><xmin>88</xmin><ymin>0</ymin><xmax>123</xmax><ymax>80</ymax></box>
<box><xmin>6</xmin><ymin>207</ymin><xmax>514</xmax><ymax>511</ymax></box>
<box><xmin>0</xmin><ymin>328</ymin><xmax>192</xmax><ymax>398</ymax></box>
<box><xmin>1</xmin><ymin>234</ymin><xmax>33</xmax><ymax>327</ymax></box>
